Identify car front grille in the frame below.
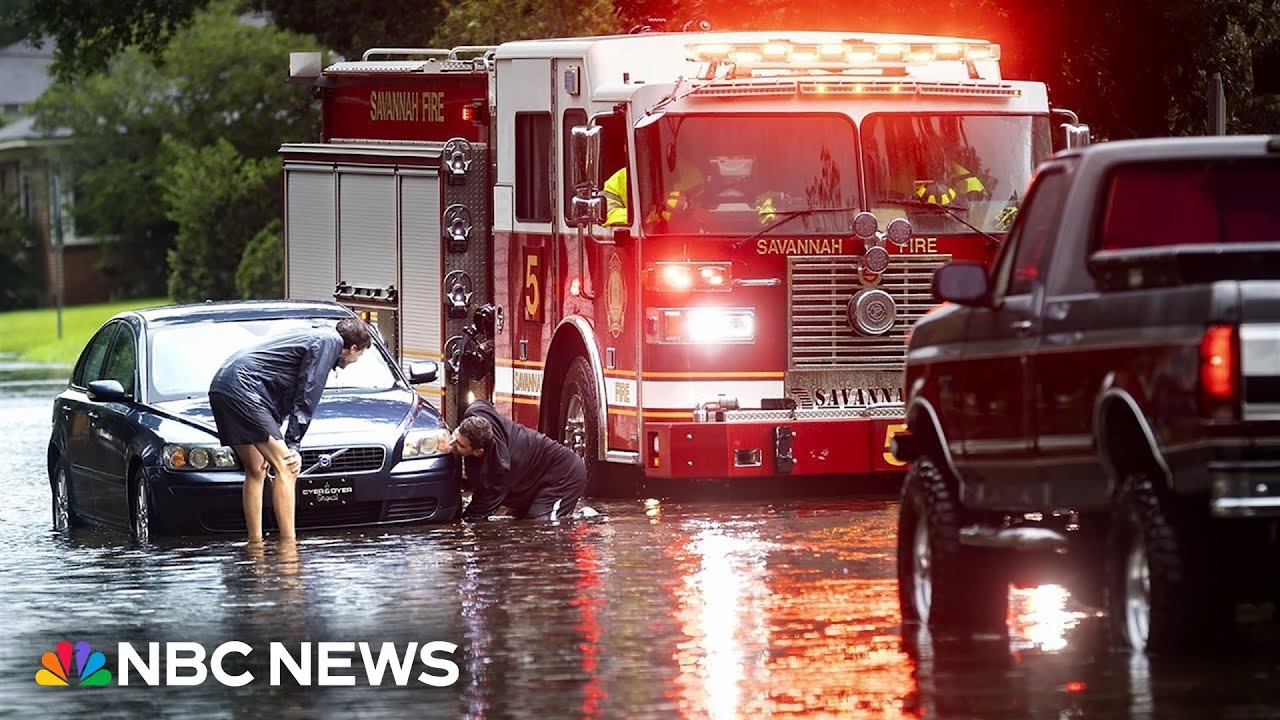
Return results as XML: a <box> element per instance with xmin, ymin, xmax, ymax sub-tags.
<box><xmin>202</xmin><ymin>502</ymin><xmax>383</xmax><ymax>532</ymax></box>
<box><xmin>299</xmin><ymin>446</ymin><xmax>385</xmax><ymax>476</ymax></box>
<box><xmin>789</xmin><ymin>253</ymin><xmax>950</xmax><ymax>368</ymax></box>
<box><xmin>385</xmin><ymin>498</ymin><xmax>441</xmax><ymax>522</ymax></box>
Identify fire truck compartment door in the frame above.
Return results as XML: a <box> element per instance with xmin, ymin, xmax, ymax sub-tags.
<box><xmin>285</xmin><ymin>168</ymin><xmax>337</xmax><ymax>301</ymax></box>
<box><xmin>338</xmin><ymin>170</ymin><xmax>397</xmax><ymax>290</ymax></box>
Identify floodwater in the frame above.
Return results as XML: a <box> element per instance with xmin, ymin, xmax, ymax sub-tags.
<box><xmin>3</xmin><ymin>355</ymin><xmax>1280</xmax><ymax>719</ymax></box>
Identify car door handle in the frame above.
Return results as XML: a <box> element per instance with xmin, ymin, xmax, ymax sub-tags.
<box><xmin>1010</xmin><ymin>320</ymin><xmax>1034</xmax><ymax>334</ymax></box>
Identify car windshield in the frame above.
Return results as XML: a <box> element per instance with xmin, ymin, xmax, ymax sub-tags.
<box><xmin>861</xmin><ymin>113</ymin><xmax>1052</xmax><ymax>235</ymax></box>
<box><xmin>635</xmin><ymin>114</ymin><xmax>860</xmax><ymax>236</ymax></box>
<box><xmin>148</xmin><ymin>317</ymin><xmax>399</xmax><ymax>402</ymax></box>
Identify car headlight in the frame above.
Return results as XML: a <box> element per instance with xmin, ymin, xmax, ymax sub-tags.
<box><xmin>163</xmin><ymin>444</ymin><xmax>241</xmax><ymax>471</ymax></box>
<box><xmin>402</xmin><ymin>428</ymin><xmax>451</xmax><ymax>459</ymax></box>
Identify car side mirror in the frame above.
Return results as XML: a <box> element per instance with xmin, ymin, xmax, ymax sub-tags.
<box><xmin>932</xmin><ymin>261</ymin><xmax>990</xmax><ymax>306</ymax></box>
<box><xmin>87</xmin><ymin>379</ymin><xmax>130</xmax><ymax>402</ymax></box>
<box><xmin>408</xmin><ymin>361</ymin><xmax>438</xmax><ymax>385</ymax></box>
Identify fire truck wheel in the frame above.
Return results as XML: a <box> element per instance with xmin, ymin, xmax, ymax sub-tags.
<box><xmin>897</xmin><ymin>455</ymin><xmax>1008</xmax><ymax>633</ymax></box>
<box><xmin>559</xmin><ymin>356</ymin><xmax>602</xmax><ymax>494</ymax></box>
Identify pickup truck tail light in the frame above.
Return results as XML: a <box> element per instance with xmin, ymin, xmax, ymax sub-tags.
<box><xmin>1199</xmin><ymin>324</ymin><xmax>1238</xmax><ymax>420</ymax></box>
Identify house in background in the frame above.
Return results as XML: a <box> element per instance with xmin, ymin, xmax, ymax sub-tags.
<box><xmin>0</xmin><ymin>39</ymin><xmax>112</xmax><ymax>306</ymax></box>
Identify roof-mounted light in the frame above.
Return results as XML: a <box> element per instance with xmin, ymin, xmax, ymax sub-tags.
<box><xmin>818</xmin><ymin>44</ymin><xmax>846</xmax><ymax>59</ymax></box>
<box><xmin>934</xmin><ymin>43</ymin><xmax>963</xmax><ymax>60</ymax></box>
<box><xmin>762</xmin><ymin>42</ymin><xmax>791</xmax><ymax>60</ymax></box>
<box><xmin>845</xmin><ymin>44</ymin><xmax>877</xmax><ymax>66</ymax></box>
<box><xmin>693</xmin><ymin>43</ymin><xmax>733</xmax><ymax>61</ymax></box>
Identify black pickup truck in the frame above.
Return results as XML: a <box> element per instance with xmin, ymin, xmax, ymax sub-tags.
<box><xmin>893</xmin><ymin>135</ymin><xmax>1280</xmax><ymax>652</ymax></box>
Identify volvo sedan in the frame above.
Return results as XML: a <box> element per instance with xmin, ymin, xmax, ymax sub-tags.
<box><xmin>47</xmin><ymin>300</ymin><xmax>460</xmax><ymax>541</ymax></box>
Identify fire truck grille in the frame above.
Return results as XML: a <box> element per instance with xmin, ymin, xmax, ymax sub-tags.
<box><xmin>788</xmin><ymin>253</ymin><xmax>951</xmax><ymax>368</ymax></box>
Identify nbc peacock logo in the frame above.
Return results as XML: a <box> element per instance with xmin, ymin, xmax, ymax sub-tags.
<box><xmin>35</xmin><ymin>640</ymin><xmax>112</xmax><ymax>687</ymax></box>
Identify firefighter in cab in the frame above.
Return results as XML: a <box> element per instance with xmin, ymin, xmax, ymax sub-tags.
<box><xmin>603</xmin><ymin>158</ymin><xmax>704</xmax><ymax>226</ymax></box>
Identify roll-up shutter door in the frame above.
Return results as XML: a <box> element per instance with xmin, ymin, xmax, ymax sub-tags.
<box><xmin>400</xmin><ymin>173</ymin><xmax>443</xmax><ymax>362</ymax></box>
<box><xmin>285</xmin><ymin>169</ymin><xmax>336</xmax><ymax>301</ymax></box>
<box><xmin>338</xmin><ymin>172</ymin><xmax>397</xmax><ymax>290</ymax></box>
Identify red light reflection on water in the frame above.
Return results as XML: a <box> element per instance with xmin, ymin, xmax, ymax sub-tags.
<box><xmin>664</xmin><ymin>524</ymin><xmax>917</xmax><ymax>719</ymax></box>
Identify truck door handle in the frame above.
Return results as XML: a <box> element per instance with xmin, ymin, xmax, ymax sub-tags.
<box><xmin>1010</xmin><ymin>320</ymin><xmax>1034</xmax><ymax>334</ymax></box>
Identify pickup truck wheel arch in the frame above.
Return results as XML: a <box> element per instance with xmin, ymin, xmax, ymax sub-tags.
<box><xmin>897</xmin><ymin>455</ymin><xmax>1008</xmax><ymax>632</ymax></box>
<box><xmin>904</xmin><ymin>398</ymin><xmax>962</xmax><ymax>482</ymax></box>
<box><xmin>1096</xmin><ymin>390</ymin><xmax>1172</xmax><ymax>494</ymax></box>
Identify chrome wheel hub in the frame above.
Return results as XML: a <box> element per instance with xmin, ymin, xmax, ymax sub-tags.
<box><xmin>562</xmin><ymin>395</ymin><xmax>588</xmax><ymax>459</ymax></box>
<box><xmin>1124</xmin><ymin>538</ymin><xmax>1150</xmax><ymax>651</ymax></box>
<box><xmin>53</xmin><ymin>468</ymin><xmax>70</xmax><ymax>531</ymax></box>
<box><xmin>134</xmin><ymin>479</ymin><xmax>150</xmax><ymax>543</ymax></box>
<box><xmin>912</xmin><ymin>518</ymin><xmax>933</xmax><ymax>622</ymax></box>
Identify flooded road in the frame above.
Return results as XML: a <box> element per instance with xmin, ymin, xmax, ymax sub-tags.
<box><xmin>3</xmin><ymin>357</ymin><xmax>1280</xmax><ymax>718</ymax></box>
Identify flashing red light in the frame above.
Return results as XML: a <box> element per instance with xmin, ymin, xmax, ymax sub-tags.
<box><xmin>461</xmin><ymin>105</ymin><xmax>475</xmax><ymax>122</ymax></box>
<box><xmin>1064</xmin><ymin>681</ymin><xmax>1087</xmax><ymax>693</ymax></box>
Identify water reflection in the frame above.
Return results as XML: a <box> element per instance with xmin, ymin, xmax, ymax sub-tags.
<box><xmin>7</xmin><ymin>362</ymin><xmax>1280</xmax><ymax>718</ymax></box>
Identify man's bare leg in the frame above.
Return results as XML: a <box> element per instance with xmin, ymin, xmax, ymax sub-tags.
<box><xmin>231</xmin><ymin>444</ymin><xmax>268</xmax><ymax>542</ymax></box>
<box><xmin>255</xmin><ymin>438</ymin><xmax>300</xmax><ymax>540</ymax></box>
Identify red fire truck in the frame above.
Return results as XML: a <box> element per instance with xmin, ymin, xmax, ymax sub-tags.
<box><xmin>281</xmin><ymin>30</ymin><xmax>1088</xmax><ymax>491</ymax></box>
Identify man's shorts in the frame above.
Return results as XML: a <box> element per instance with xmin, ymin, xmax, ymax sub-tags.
<box><xmin>208</xmin><ymin>390</ymin><xmax>282</xmax><ymax>446</ymax></box>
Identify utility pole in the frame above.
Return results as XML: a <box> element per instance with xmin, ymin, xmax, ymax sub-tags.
<box><xmin>49</xmin><ymin>164</ymin><xmax>64</xmax><ymax>340</ymax></box>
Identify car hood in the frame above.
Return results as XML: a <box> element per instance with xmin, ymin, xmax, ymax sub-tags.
<box><xmin>153</xmin><ymin>388</ymin><xmax>431</xmax><ymax>446</ymax></box>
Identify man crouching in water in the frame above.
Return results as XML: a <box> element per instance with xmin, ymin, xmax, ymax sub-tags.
<box><xmin>449</xmin><ymin>400</ymin><xmax>587</xmax><ymax>521</ymax></box>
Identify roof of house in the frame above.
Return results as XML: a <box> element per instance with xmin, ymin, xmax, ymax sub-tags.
<box><xmin>0</xmin><ymin>39</ymin><xmax>54</xmax><ymax>106</ymax></box>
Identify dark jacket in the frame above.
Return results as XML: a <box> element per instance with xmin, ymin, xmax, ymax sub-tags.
<box><xmin>209</xmin><ymin>327</ymin><xmax>343</xmax><ymax>447</ymax></box>
<box><xmin>461</xmin><ymin>400</ymin><xmax>584</xmax><ymax>518</ymax></box>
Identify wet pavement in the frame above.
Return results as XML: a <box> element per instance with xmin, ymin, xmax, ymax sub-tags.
<box><xmin>3</xmin><ymin>355</ymin><xmax>1280</xmax><ymax>718</ymax></box>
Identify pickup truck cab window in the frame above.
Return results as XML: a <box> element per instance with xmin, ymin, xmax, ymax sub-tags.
<box><xmin>993</xmin><ymin>169</ymin><xmax>1069</xmax><ymax>297</ymax></box>
<box><xmin>1100</xmin><ymin>160</ymin><xmax>1280</xmax><ymax>251</ymax></box>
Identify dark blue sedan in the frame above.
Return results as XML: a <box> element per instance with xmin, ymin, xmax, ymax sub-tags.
<box><xmin>47</xmin><ymin>300</ymin><xmax>460</xmax><ymax>541</ymax></box>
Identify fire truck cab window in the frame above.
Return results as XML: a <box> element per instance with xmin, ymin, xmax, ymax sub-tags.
<box><xmin>862</xmin><ymin>113</ymin><xmax>1051</xmax><ymax>236</ymax></box>
<box><xmin>516</xmin><ymin>112</ymin><xmax>553</xmax><ymax>223</ymax></box>
<box><xmin>635</xmin><ymin>114</ymin><xmax>858</xmax><ymax>236</ymax></box>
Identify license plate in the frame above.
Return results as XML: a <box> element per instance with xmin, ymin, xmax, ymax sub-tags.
<box><xmin>299</xmin><ymin>477</ymin><xmax>355</xmax><ymax>508</ymax></box>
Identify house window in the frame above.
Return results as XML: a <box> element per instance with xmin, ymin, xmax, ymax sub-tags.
<box><xmin>515</xmin><ymin>112</ymin><xmax>552</xmax><ymax>223</ymax></box>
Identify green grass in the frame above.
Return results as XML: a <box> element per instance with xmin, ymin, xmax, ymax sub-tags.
<box><xmin>0</xmin><ymin>298</ymin><xmax>171</xmax><ymax>365</ymax></box>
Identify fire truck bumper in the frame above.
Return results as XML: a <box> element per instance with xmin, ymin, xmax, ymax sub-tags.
<box><xmin>642</xmin><ymin>411</ymin><xmax>909</xmax><ymax>479</ymax></box>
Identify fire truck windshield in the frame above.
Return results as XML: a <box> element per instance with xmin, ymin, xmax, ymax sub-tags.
<box><xmin>635</xmin><ymin>114</ymin><xmax>860</xmax><ymax>236</ymax></box>
<box><xmin>861</xmin><ymin>113</ymin><xmax>1052</xmax><ymax>235</ymax></box>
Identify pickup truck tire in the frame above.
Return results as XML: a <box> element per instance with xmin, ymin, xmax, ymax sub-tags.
<box><xmin>898</xmin><ymin>455</ymin><xmax>1009</xmax><ymax>632</ymax></box>
<box><xmin>1106</xmin><ymin>472</ymin><xmax>1227</xmax><ymax>652</ymax></box>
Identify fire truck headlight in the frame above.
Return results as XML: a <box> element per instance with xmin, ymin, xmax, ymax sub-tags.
<box><xmin>848</xmin><ymin>289</ymin><xmax>897</xmax><ymax>336</ymax></box>
<box><xmin>661</xmin><ymin>264</ymin><xmax>695</xmax><ymax>292</ymax></box>
<box><xmin>685</xmin><ymin>308</ymin><xmax>755</xmax><ymax>343</ymax></box>
<box><xmin>651</xmin><ymin>308</ymin><xmax>755</xmax><ymax>344</ymax></box>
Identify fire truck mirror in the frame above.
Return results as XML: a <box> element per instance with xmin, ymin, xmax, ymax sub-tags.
<box><xmin>1062</xmin><ymin>122</ymin><xmax>1092</xmax><ymax>149</ymax></box>
<box><xmin>570</xmin><ymin>125</ymin><xmax>602</xmax><ymax>200</ymax></box>
<box><xmin>571</xmin><ymin>195</ymin><xmax>606</xmax><ymax>228</ymax></box>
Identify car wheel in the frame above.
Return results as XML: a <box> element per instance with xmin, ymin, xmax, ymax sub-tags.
<box><xmin>897</xmin><ymin>455</ymin><xmax>1008</xmax><ymax>632</ymax></box>
<box><xmin>558</xmin><ymin>356</ymin><xmax>602</xmax><ymax>495</ymax></box>
<box><xmin>130</xmin><ymin>468</ymin><xmax>153</xmax><ymax>544</ymax></box>
<box><xmin>1106</xmin><ymin>472</ymin><xmax>1227</xmax><ymax>652</ymax></box>
<box><xmin>51</xmin><ymin>458</ymin><xmax>77</xmax><ymax>531</ymax></box>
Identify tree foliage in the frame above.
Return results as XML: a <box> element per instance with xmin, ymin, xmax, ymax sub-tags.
<box><xmin>236</xmin><ymin>217</ymin><xmax>282</xmax><ymax>299</ymax></box>
<box><xmin>163</xmin><ymin>137</ymin><xmax>281</xmax><ymax>303</ymax></box>
<box><xmin>430</xmin><ymin>0</ymin><xmax>614</xmax><ymax>47</ymax></box>
<box><xmin>31</xmin><ymin>0</ymin><xmax>320</xmax><ymax>299</ymax></box>
<box><xmin>0</xmin><ymin>197</ymin><xmax>42</xmax><ymax>310</ymax></box>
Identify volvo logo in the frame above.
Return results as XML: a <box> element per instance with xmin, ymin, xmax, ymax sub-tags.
<box><xmin>318</xmin><ymin>454</ymin><xmax>333</xmax><ymax>468</ymax></box>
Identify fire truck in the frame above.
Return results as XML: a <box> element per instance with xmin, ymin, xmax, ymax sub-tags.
<box><xmin>281</xmin><ymin>30</ymin><xmax>1089</xmax><ymax>491</ymax></box>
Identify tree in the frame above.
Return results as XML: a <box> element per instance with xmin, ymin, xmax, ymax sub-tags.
<box><xmin>236</xmin><ymin>218</ymin><xmax>282</xmax><ymax>299</ymax></box>
<box><xmin>430</xmin><ymin>0</ymin><xmax>615</xmax><ymax>47</ymax></box>
<box><xmin>163</xmin><ymin>137</ymin><xmax>281</xmax><ymax>303</ymax></box>
<box><xmin>31</xmin><ymin>0</ymin><xmax>321</xmax><ymax>298</ymax></box>
<box><xmin>0</xmin><ymin>197</ymin><xmax>41</xmax><ymax>310</ymax></box>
